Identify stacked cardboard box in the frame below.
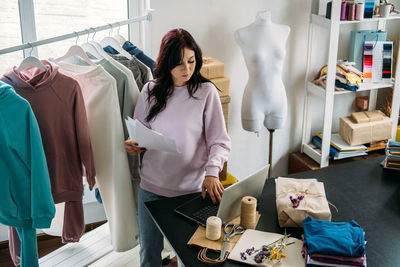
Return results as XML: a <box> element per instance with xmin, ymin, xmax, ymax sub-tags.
<box><xmin>201</xmin><ymin>56</ymin><xmax>230</xmax><ymax>181</ymax></box>
<box><xmin>340</xmin><ymin>110</ymin><xmax>392</xmax><ymax>146</ymax></box>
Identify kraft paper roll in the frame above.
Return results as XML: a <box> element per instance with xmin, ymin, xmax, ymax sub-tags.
<box><xmin>240</xmin><ymin>196</ymin><xmax>257</xmax><ymax>229</ymax></box>
<box><xmin>205</xmin><ymin>216</ymin><xmax>222</xmax><ymax>240</ymax></box>
<box><xmin>356</xmin><ymin>3</ymin><xmax>364</xmax><ymax>20</ymax></box>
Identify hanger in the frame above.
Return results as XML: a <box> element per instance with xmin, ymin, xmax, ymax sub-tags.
<box><xmin>113</xmin><ymin>23</ymin><xmax>127</xmax><ymax>46</ymax></box>
<box><xmin>85</xmin><ymin>28</ymin><xmax>112</xmax><ymax>58</ymax></box>
<box><xmin>100</xmin><ymin>24</ymin><xmax>132</xmax><ymax>59</ymax></box>
<box><xmin>53</xmin><ymin>32</ymin><xmax>96</xmax><ymax>66</ymax></box>
<box><xmin>81</xmin><ymin>29</ymin><xmax>104</xmax><ymax>60</ymax></box>
<box><xmin>17</xmin><ymin>43</ymin><xmax>46</xmax><ymax>71</ymax></box>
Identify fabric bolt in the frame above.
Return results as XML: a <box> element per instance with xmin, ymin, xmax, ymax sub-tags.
<box><xmin>1</xmin><ymin>61</ymin><xmax>95</xmax><ymax>244</ymax></box>
<box><xmin>0</xmin><ymin>81</ymin><xmax>55</xmax><ymax>267</ymax></box>
<box><xmin>303</xmin><ymin>217</ymin><xmax>366</xmax><ymax>258</ymax></box>
<box><xmin>57</xmin><ymin>62</ymin><xmax>139</xmax><ymax>252</ymax></box>
<box><xmin>134</xmin><ymin>82</ymin><xmax>231</xmax><ymax>197</ymax></box>
<box><xmin>106</xmin><ymin>52</ymin><xmax>150</xmax><ymax>91</ymax></box>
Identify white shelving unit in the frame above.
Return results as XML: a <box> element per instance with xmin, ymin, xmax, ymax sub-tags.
<box><xmin>301</xmin><ymin>0</ymin><xmax>400</xmax><ymax>167</ymax></box>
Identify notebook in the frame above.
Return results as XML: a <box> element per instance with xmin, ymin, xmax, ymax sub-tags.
<box><xmin>174</xmin><ymin>165</ymin><xmax>269</xmax><ymax>226</ymax></box>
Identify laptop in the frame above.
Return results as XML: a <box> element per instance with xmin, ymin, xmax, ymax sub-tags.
<box><xmin>174</xmin><ymin>165</ymin><xmax>269</xmax><ymax>226</ymax></box>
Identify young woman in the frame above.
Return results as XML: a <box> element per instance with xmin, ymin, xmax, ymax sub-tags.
<box><xmin>125</xmin><ymin>28</ymin><xmax>231</xmax><ymax>266</ymax></box>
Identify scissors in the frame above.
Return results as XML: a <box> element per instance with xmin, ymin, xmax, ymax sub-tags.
<box><xmin>219</xmin><ymin>224</ymin><xmax>245</xmax><ymax>260</ymax></box>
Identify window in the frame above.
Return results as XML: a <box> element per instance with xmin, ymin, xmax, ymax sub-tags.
<box><xmin>0</xmin><ymin>0</ymin><xmax>130</xmax><ymax>75</ymax></box>
<box><xmin>0</xmin><ymin>1</ymin><xmax>23</xmax><ymax>74</ymax></box>
<box><xmin>34</xmin><ymin>0</ymin><xmax>129</xmax><ymax>60</ymax></box>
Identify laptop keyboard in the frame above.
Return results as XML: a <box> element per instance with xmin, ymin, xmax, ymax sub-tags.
<box><xmin>191</xmin><ymin>204</ymin><xmax>218</xmax><ymax>224</ymax></box>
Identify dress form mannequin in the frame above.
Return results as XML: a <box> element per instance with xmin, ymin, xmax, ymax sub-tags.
<box><xmin>234</xmin><ymin>10</ymin><xmax>290</xmax><ymax>132</ymax></box>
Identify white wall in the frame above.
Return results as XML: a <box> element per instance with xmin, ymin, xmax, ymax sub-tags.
<box><xmin>150</xmin><ymin>0</ymin><xmax>312</xmax><ymax>178</ymax></box>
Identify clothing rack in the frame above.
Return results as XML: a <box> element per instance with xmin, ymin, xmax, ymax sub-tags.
<box><xmin>0</xmin><ymin>14</ymin><xmax>152</xmax><ymax>56</ymax></box>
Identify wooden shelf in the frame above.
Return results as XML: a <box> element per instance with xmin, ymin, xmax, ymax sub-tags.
<box><xmin>307</xmin><ymin>80</ymin><xmax>394</xmax><ymax>98</ymax></box>
<box><xmin>301</xmin><ymin>0</ymin><xmax>400</xmax><ymax>168</ymax></box>
<box><xmin>311</xmin><ymin>13</ymin><xmax>400</xmax><ymax>29</ymax></box>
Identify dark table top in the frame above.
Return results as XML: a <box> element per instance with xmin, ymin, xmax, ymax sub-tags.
<box><xmin>145</xmin><ymin>156</ymin><xmax>400</xmax><ymax>266</ymax></box>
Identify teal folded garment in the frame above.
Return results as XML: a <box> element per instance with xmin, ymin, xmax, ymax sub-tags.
<box><xmin>303</xmin><ymin>217</ymin><xmax>365</xmax><ymax>258</ymax></box>
<box><xmin>388</xmin><ymin>140</ymin><xmax>400</xmax><ymax>147</ymax></box>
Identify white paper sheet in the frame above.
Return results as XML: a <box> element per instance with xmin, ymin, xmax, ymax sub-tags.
<box><xmin>228</xmin><ymin>229</ymin><xmax>304</xmax><ymax>266</ymax></box>
<box><xmin>125</xmin><ymin>117</ymin><xmax>180</xmax><ymax>154</ymax></box>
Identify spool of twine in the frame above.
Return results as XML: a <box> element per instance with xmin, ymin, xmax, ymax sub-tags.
<box><xmin>205</xmin><ymin>216</ymin><xmax>222</xmax><ymax>240</ymax></box>
<box><xmin>240</xmin><ymin>196</ymin><xmax>257</xmax><ymax>229</ymax></box>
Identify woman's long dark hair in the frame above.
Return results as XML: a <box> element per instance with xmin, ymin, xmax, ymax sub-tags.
<box><xmin>146</xmin><ymin>28</ymin><xmax>209</xmax><ymax>122</ymax></box>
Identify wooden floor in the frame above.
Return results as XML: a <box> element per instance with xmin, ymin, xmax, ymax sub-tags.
<box><xmin>0</xmin><ymin>223</ymin><xmax>177</xmax><ymax>267</ymax></box>
<box><xmin>0</xmin><ymin>236</ymin><xmax>64</xmax><ymax>267</ymax></box>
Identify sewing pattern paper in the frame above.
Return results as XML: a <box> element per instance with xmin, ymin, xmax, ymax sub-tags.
<box><xmin>125</xmin><ymin>116</ymin><xmax>180</xmax><ymax>154</ymax></box>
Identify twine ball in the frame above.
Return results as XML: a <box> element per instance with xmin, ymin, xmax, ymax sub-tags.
<box><xmin>240</xmin><ymin>196</ymin><xmax>257</xmax><ymax>229</ymax></box>
<box><xmin>205</xmin><ymin>216</ymin><xmax>222</xmax><ymax>240</ymax></box>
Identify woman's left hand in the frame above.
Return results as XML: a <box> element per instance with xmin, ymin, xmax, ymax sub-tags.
<box><xmin>201</xmin><ymin>176</ymin><xmax>224</xmax><ymax>204</ymax></box>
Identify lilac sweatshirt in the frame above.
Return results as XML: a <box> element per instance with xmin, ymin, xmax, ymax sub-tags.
<box><xmin>134</xmin><ymin>81</ymin><xmax>231</xmax><ymax>197</ymax></box>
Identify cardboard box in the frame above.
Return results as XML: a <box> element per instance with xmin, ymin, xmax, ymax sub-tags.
<box><xmin>211</xmin><ymin>76</ymin><xmax>230</xmax><ymax>97</ymax></box>
<box><xmin>355</xmin><ymin>96</ymin><xmax>369</xmax><ymax>110</ymax></box>
<box><xmin>218</xmin><ymin>96</ymin><xmax>230</xmax><ymax>182</ymax></box>
<box><xmin>340</xmin><ymin>110</ymin><xmax>392</xmax><ymax>146</ymax></box>
<box><xmin>200</xmin><ymin>57</ymin><xmax>225</xmax><ymax>79</ymax></box>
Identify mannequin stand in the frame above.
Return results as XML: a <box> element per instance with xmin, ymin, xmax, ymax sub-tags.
<box><xmin>268</xmin><ymin>129</ymin><xmax>275</xmax><ymax>178</ymax></box>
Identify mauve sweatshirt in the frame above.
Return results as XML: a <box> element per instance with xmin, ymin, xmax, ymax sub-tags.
<box><xmin>1</xmin><ymin>61</ymin><xmax>96</xmax><ymax>201</ymax></box>
<box><xmin>134</xmin><ymin>81</ymin><xmax>231</xmax><ymax>197</ymax></box>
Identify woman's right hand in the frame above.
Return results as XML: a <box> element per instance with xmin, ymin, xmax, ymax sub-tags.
<box><xmin>125</xmin><ymin>139</ymin><xmax>146</xmax><ymax>155</ymax></box>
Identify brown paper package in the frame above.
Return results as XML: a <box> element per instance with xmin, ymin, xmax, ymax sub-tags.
<box><xmin>200</xmin><ymin>57</ymin><xmax>225</xmax><ymax>79</ymax></box>
<box><xmin>340</xmin><ymin>110</ymin><xmax>392</xmax><ymax>146</ymax></box>
<box><xmin>211</xmin><ymin>77</ymin><xmax>230</xmax><ymax>98</ymax></box>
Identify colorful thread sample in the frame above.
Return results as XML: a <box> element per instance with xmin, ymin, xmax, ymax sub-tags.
<box><xmin>341</xmin><ymin>1</ymin><xmax>347</xmax><ymax>20</ymax></box>
<box><xmin>382</xmin><ymin>43</ymin><xmax>392</xmax><ymax>79</ymax></box>
<box><xmin>347</xmin><ymin>3</ymin><xmax>356</xmax><ymax>20</ymax></box>
<box><xmin>363</xmin><ymin>43</ymin><xmax>373</xmax><ymax>80</ymax></box>
<box><xmin>364</xmin><ymin>0</ymin><xmax>375</xmax><ymax>18</ymax></box>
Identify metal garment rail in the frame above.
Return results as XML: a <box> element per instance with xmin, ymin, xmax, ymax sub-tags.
<box><xmin>0</xmin><ymin>14</ymin><xmax>152</xmax><ymax>56</ymax></box>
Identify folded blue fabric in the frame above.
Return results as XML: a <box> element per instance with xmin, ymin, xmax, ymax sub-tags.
<box><xmin>335</xmin><ymin>79</ymin><xmax>358</xmax><ymax>91</ymax></box>
<box><xmin>388</xmin><ymin>140</ymin><xmax>400</xmax><ymax>147</ymax></box>
<box><xmin>303</xmin><ymin>216</ymin><xmax>365</xmax><ymax>258</ymax></box>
